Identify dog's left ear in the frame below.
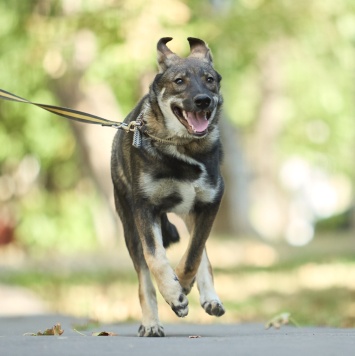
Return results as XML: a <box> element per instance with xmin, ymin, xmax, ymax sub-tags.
<box><xmin>187</xmin><ymin>37</ymin><xmax>213</xmax><ymax>65</ymax></box>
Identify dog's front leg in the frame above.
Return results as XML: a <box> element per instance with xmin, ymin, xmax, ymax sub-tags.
<box><xmin>136</xmin><ymin>211</ymin><xmax>189</xmax><ymax>318</ymax></box>
<box><xmin>175</xmin><ymin>202</ymin><xmax>225</xmax><ymax>316</ymax></box>
<box><xmin>196</xmin><ymin>248</ymin><xmax>225</xmax><ymax>316</ymax></box>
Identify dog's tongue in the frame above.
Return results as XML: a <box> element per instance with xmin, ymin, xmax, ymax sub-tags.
<box><xmin>184</xmin><ymin>111</ymin><xmax>209</xmax><ymax>132</ymax></box>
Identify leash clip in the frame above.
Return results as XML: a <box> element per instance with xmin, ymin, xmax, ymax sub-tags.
<box><xmin>111</xmin><ymin>120</ymin><xmax>142</xmax><ymax>133</ymax></box>
<box><xmin>111</xmin><ymin>112</ymin><xmax>144</xmax><ymax>148</ymax></box>
<box><xmin>127</xmin><ymin>120</ymin><xmax>141</xmax><ymax>132</ymax></box>
<box><xmin>118</xmin><ymin>122</ymin><xmax>135</xmax><ymax>133</ymax></box>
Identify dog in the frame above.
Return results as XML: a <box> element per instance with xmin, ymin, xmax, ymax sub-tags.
<box><xmin>111</xmin><ymin>37</ymin><xmax>224</xmax><ymax>337</ymax></box>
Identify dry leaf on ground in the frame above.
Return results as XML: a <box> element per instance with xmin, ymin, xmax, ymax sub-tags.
<box><xmin>24</xmin><ymin>323</ymin><xmax>64</xmax><ymax>336</ymax></box>
<box><xmin>92</xmin><ymin>331</ymin><xmax>118</xmax><ymax>336</ymax></box>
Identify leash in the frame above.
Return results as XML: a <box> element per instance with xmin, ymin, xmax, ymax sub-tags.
<box><xmin>0</xmin><ymin>88</ymin><xmax>204</xmax><ymax>148</ymax></box>
<box><xmin>0</xmin><ymin>88</ymin><xmax>143</xmax><ymax>147</ymax></box>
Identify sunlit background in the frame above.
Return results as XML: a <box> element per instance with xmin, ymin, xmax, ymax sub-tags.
<box><xmin>0</xmin><ymin>0</ymin><xmax>354</xmax><ymax>328</ymax></box>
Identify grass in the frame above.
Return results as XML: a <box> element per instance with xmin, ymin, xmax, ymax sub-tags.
<box><xmin>1</xmin><ymin>232</ymin><xmax>354</xmax><ymax>328</ymax></box>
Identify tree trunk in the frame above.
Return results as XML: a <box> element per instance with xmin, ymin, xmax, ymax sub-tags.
<box><xmin>213</xmin><ymin>118</ymin><xmax>253</xmax><ymax>235</ymax></box>
<box><xmin>49</xmin><ymin>30</ymin><xmax>123</xmax><ymax>246</ymax></box>
<box><xmin>246</xmin><ymin>41</ymin><xmax>289</xmax><ymax>240</ymax></box>
<box><xmin>53</xmin><ymin>77</ymin><xmax>123</xmax><ymax>246</ymax></box>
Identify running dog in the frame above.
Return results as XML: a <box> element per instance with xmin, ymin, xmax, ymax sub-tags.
<box><xmin>111</xmin><ymin>37</ymin><xmax>224</xmax><ymax>337</ymax></box>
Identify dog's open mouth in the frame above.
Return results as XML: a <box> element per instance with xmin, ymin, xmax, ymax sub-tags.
<box><xmin>172</xmin><ymin>106</ymin><xmax>211</xmax><ymax>136</ymax></box>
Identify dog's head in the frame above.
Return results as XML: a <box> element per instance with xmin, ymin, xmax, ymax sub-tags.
<box><xmin>150</xmin><ymin>37</ymin><xmax>223</xmax><ymax>138</ymax></box>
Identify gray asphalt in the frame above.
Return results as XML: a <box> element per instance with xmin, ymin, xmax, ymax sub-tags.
<box><xmin>0</xmin><ymin>315</ymin><xmax>354</xmax><ymax>356</ymax></box>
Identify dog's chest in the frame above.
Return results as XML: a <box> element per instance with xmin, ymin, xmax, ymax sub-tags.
<box><xmin>171</xmin><ymin>177</ymin><xmax>217</xmax><ymax>214</ymax></box>
<box><xmin>138</xmin><ymin>150</ymin><xmax>220</xmax><ymax>214</ymax></box>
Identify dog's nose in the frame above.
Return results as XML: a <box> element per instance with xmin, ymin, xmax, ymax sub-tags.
<box><xmin>194</xmin><ymin>94</ymin><xmax>212</xmax><ymax>110</ymax></box>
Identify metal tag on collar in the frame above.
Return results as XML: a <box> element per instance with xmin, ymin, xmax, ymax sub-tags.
<box><xmin>132</xmin><ymin>116</ymin><xmax>144</xmax><ymax>148</ymax></box>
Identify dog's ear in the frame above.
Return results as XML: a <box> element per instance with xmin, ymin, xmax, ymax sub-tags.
<box><xmin>157</xmin><ymin>37</ymin><xmax>180</xmax><ymax>72</ymax></box>
<box><xmin>187</xmin><ymin>37</ymin><xmax>213</xmax><ymax>64</ymax></box>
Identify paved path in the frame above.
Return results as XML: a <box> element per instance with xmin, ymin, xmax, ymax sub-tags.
<box><xmin>0</xmin><ymin>315</ymin><xmax>354</xmax><ymax>356</ymax></box>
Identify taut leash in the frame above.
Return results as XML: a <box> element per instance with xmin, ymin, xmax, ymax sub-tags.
<box><xmin>0</xmin><ymin>88</ymin><xmax>205</xmax><ymax>148</ymax></box>
<box><xmin>0</xmin><ymin>88</ymin><xmax>143</xmax><ymax>147</ymax></box>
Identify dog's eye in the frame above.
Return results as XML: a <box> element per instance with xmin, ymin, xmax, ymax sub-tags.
<box><xmin>174</xmin><ymin>78</ymin><xmax>184</xmax><ymax>85</ymax></box>
<box><xmin>207</xmin><ymin>76</ymin><xmax>214</xmax><ymax>83</ymax></box>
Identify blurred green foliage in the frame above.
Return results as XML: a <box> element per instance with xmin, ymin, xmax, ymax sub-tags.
<box><xmin>0</xmin><ymin>0</ymin><xmax>354</xmax><ymax>251</ymax></box>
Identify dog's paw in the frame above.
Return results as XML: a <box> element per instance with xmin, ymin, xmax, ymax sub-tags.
<box><xmin>170</xmin><ymin>293</ymin><xmax>189</xmax><ymax>318</ymax></box>
<box><xmin>202</xmin><ymin>300</ymin><xmax>225</xmax><ymax>317</ymax></box>
<box><xmin>138</xmin><ymin>324</ymin><xmax>165</xmax><ymax>337</ymax></box>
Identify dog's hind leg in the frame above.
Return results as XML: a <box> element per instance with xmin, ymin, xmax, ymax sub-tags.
<box><xmin>196</xmin><ymin>249</ymin><xmax>225</xmax><ymax>317</ymax></box>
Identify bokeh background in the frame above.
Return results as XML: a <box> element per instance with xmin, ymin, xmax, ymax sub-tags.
<box><xmin>0</xmin><ymin>0</ymin><xmax>354</xmax><ymax>328</ymax></box>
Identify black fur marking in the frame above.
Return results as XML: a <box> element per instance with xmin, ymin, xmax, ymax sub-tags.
<box><xmin>202</xmin><ymin>301</ymin><xmax>225</xmax><ymax>317</ymax></box>
<box><xmin>152</xmin><ymin>156</ymin><xmax>202</xmax><ymax>181</ymax></box>
<box><xmin>144</xmin><ymin>232</ymin><xmax>157</xmax><ymax>256</ymax></box>
<box><xmin>138</xmin><ymin>324</ymin><xmax>165</xmax><ymax>337</ymax></box>
<box><xmin>133</xmin><ymin>204</ymin><xmax>159</xmax><ymax>256</ymax></box>
<box><xmin>186</xmin><ymin>140</ymin><xmax>223</xmax><ymax>186</ymax></box>
<box><xmin>171</xmin><ymin>301</ymin><xmax>188</xmax><ymax>316</ymax></box>
<box><xmin>152</xmin><ymin>192</ymin><xmax>183</xmax><ymax>214</ymax></box>
<box><xmin>205</xmin><ymin>302</ymin><xmax>212</xmax><ymax>315</ymax></box>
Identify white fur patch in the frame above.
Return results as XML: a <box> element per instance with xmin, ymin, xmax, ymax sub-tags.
<box><xmin>173</xmin><ymin>182</ymin><xmax>195</xmax><ymax>215</ymax></box>
<box><xmin>139</xmin><ymin>142</ymin><xmax>221</xmax><ymax>215</ymax></box>
<box><xmin>165</xmin><ymin>146</ymin><xmax>222</xmax><ymax>207</ymax></box>
<box><xmin>197</xmin><ymin>249</ymin><xmax>221</xmax><ymax>305</ymax></box>
<box><xmin>139</xmin><ymin>223</ymin><xmax>186</xmax><ymax>313</ymax></box>
<box><xmin>138</xmin><ymin>268</ymin><xmax>160</xmax><ymax>326</ymax></box>
<box><xmin>157</xmin><ymin>92</ymin><xmax>187</xmax><ymax>137</ymax></box>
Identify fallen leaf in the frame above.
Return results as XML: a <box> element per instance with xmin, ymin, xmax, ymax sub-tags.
<box><xmin>92</xmin><ymin>331</ymin><xmax>118</xmax><ymax>336</ymax></box>
<box><xmin>24</xmin><ymin>323</ymin><xmax>64</xmax><ymax>336</ymax></box>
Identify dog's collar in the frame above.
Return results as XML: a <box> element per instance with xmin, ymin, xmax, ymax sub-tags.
<box><xmin>141</xmin><ymin>127</ymin><xmax>200</xmax><ymax>146</ymax></box>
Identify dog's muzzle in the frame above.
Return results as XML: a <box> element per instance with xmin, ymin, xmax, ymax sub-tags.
<box><xmin>172</xmin><ymin>94</ymin><xmax>214</xmax><ymax>136</ymax></box>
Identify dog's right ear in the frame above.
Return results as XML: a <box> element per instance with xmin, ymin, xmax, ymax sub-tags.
<box><xmin>157</xmin><ymin>37</ymin><xmax>180</xmax><ymax>72</ymax></box>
